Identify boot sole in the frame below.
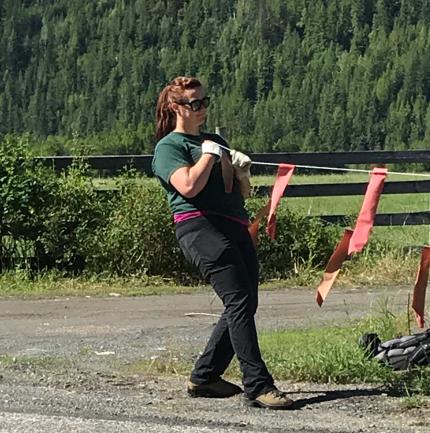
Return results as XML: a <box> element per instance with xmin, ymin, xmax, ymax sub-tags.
<box><xmin>248</xmin><ymin>398</ymin><xmax>294</xmax><ymax>410</ymax></box>
<box><xmin>187</xmin><ymin>389</ymin><xmax>242</xmax><ymax>398</ymax></box>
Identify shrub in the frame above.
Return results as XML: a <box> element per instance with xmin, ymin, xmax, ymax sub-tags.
<box><xmin>246</xmin><ymin>198</ymin><xmax>341</xmax><ymax>280</ymax></box>
<box><xmin>88</xmin><ymin>184</ymin><xmax>341</xmax><ymax>282</ymax></box>
<box><xmin>88</xmin><ymin>176</ymin><xmax>192</xmax><ymax>279</ymax></box>
<box><xmin>0</xmin><ymin>135</ymin><xmax>111</xmax><ymax>272</ymax></box>
<box><xmin>0</xmin><ymin>135</ymin><xmax>58</xmax><ymax>267</ymax></box>
<box><xmin>38</xmin><ymin>164</ymin><xmax>113</xmax><ymax>272</ymax></box>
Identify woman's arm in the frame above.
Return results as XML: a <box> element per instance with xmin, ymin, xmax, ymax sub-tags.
<box><xmin>170</xmin><ymin>154</ymin><xmax>217</xmax><ymax>198</ymax></box>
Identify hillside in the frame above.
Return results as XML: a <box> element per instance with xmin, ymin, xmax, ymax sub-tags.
<box><xmin>1</xmin><ymin>0</ymin><xmax>429</xmax><ymax>154</ymax></box>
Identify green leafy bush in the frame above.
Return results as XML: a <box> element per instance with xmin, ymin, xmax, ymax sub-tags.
<box><xmin>246</xmin><ymin>198</ymin><xmax>341</xmax><ymax>281</ymax></box>
<box><xmin>88</xmin><ymin>176</ymin><xmax>191</xmax><ymax>279</ymax></box>
<box><xmin>0</xmin><ymin>135</ymin><xmax>57</xmax><ymax>266</ymax></box>
<box><xmin>0</xmin><ymin>136</ymin><xmax>111</xmax><ymax>272</ymax></box>
<box><xmin>87</xmin><ymin>184</ymin><xmax>341</xmax><ymax>282</ymax></box>
<box><xmin>38</xmin><ymin>165</ymin><xmax>113</xmax><ymax>272</ymax></box>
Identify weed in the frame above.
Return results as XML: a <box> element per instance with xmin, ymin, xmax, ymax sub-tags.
<box><xmin>125</xmin><ymin>350</ymin><xmax>190</xmax><ymax>376</ymax></box>
<box><xmin>400</xmin><ymin>395</ymin><xmax>430</xmax><ymax>409</ymax></box>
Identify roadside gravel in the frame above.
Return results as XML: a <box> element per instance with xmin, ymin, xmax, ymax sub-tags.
<box><xmin>1</xmin><ymin>287</ymin><xmax>429</xmax><ymax>432</ymax></box>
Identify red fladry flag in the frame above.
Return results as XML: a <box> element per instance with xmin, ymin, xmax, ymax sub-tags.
<box><xmin>316</xmin><ymin>229</ymin><xmax>354</xmax><ymax>307</ymax></box>
<box><xmin>412</xmin><ymin>246</ymin><xmax>430</xmax><ymax>328</ymax></box>
<box><xmin>248</xmin><ymin>203</ymin><xmax>270</xmax><ymax>248</ymax></box>
<box><xmin>348</xmin><ymin>167</ymin><xmax>388</xmax><ymax>255</ymax></box>
<box><xmin>266</xmin><ymin>164</ymin><xmax>295</xmax><ymax>239</ymax></box>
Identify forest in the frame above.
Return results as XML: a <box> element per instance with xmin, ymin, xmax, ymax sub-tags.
<box><xmin>1</xmin><ymin>0</ymin><xmax>430</xmax><ymax>155</ymax></box>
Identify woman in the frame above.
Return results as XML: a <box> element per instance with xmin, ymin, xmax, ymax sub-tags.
<box><xmin>152</xmin><ymin>76</ymin><xmax>293</xmax><ymax>409</ymax></box>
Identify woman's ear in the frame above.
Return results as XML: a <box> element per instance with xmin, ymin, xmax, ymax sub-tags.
<box><xmin>170</xmin><ymin>102</ymin><xmax>180</xmax><ymax>114</ymax></box>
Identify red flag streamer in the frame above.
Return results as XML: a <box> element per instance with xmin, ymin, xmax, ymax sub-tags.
<box><xmin>348</xmin><ymin>167</ymin><xmax>388</xmax><ymax>255</ymax></box>
<box><xmin>266</xmin><ymin>164</ymin><xmax>295</xmax><ymax>239</ymax></box>
<box><xmin>248</xmin><ymin>203</ymin><xmax>270</xmax><ymax>248</ymax></box>
<box><xmin>412</xmin><ymin>246</ymin><xmax>430</xmax><ymax>328</ymax></box>
<box><xmin>316</xmin><ymin>229</ymin><xmax>354</xmax><ymax>307</ymax></box>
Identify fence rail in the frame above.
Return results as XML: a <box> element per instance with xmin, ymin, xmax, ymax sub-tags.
<box><xmin>36</xmin><ymin>149</ymin><xmax>430</xmax><ymax>172</ymax></box>
<box><xmin>319</xmin><ymin>211</ymin><xmax>430</xmax><ymax>226</ymax></box>
<box><xmin>254</xmin><ymin>180</ymin><xmax>430</xmax><ymax>197</ymax></box>
<box><xmin>35</xmin><ymin>150</ymin><xmax>430</xmax><ymax>226</ymax></box>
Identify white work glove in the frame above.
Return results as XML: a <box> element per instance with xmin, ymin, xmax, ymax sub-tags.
<box><xmin>201</xmin><ymin>140</ymin><xmax>222</xmax><ymax>161</ymax></box>
<box><xmin>230</xmin><ymin>149</ymin><xmax>252</xmax><ymax>197</ymax></box>
<box><xmin>230</xmin><ymin>149</ymin><xmax>252</xmax><ymax>169</ymax></box>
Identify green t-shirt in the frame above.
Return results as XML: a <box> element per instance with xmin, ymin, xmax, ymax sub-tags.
<box><xmin>152</xmin><ymin>131</ymin><xmax>248</xmax><ymax>220</ymax></box>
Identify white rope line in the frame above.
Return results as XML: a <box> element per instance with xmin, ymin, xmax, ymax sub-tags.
<box><xmin>184</xmin><ymin>312</ymin><xmax>221</xmax><ymax>318</ymax></box>
<box><xmin>252</xmin><ymin>161</ymin><xmax>430</xmax><ymax>178</ymax></box>
<box><xmin>218</xmin><ymin>143</ymin><xmax>430</xmax><ymax>178</ymax></box>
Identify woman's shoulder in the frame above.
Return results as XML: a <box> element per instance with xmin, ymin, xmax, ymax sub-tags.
<box><xmin>155</xmin><ymin>132</ymin><xmax>187</xmax><ymax>153</ymax></box>
<box><xmin>157</xmin><ymin>132</ymin><xmax>184</xmax><ymax>145</ymax></box>
<box><xmin>159</xmin><ymin>131</ymin><xmax>204</xmax><ymax>145</ymax></box>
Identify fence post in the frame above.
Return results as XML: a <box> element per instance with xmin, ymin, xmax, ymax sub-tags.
<box><xmin>215</xmin><ymin>126</ymin><xmax>227</xmax><ymax>140</ymax></box>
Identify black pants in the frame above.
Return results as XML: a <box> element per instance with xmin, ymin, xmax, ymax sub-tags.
<box><xmin>175</xmin><ymin>215</ymin><xmax>274</xmax><ymax>399</ymax></box>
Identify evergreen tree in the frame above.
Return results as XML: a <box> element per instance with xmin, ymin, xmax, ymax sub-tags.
<box><xmin>0</xmin><ymin>0</ymin><xmax>429</xmax><ymax>154</ymax></box>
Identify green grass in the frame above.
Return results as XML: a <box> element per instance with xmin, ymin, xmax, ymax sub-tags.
<box><xmin>252</xmin><ymin>171</ymin><xmax>430</xmax><ymax>186</ymax></box>
<box><xmin>400</xmin><ymin>395</ymin><xmax>430</xmax><ymax>409</ymax></box>
<box><xmin>125</xmin><ymin>309</ymin><xmax>430</xmax><ymax>399</ymax></box>
<box><xmin>0</xmin><ymin>252</ymin><xmax>420</xmax><ymax>299</ymax></box>
<box><xmin>0</xmin><ymin>354</ymin><xmax>64</xmax><ymax>369</ymax></box>
<box><xmin>0</xmin><ymin>271</ymin><xmax>202</xmax><ymax>298</ymax></box>
<box><xmin>0</xmin><ymin>237</ymin><xmax>423</xmax><ymax>298</ymax></box>
<box><xmin>259</xmin><ymin>320</ymin><xmax>402</xmax><ymax>384</ymax></box>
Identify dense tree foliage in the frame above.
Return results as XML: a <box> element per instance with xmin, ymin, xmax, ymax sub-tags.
<box><xmin>1</xmin><ymin>0</ymin><xmax>430</xmax><ymax>154</ymax></box>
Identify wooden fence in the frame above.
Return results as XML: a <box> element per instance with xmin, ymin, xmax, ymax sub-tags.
<box><xmin>36</xmin><ymin>150</ymin><xmax>430</xmax><ymax>226</ymax></box>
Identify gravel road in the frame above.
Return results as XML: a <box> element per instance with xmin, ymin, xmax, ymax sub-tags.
<box><xmin>0</xmin><ymin>286</ymin><xmax>429</xmax><ymax>432</ymax></box>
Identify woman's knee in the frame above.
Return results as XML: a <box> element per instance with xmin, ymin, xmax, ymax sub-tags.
<box><xmin>223</xmin><ymin>291</ymin><xmax>257</xmax><ymax>318</ymax></box>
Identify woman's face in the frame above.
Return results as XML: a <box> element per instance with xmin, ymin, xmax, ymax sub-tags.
<box><xmin>174</xmin><ymin>86</ymin><xmax>208</xmax><ymax>128</ymax></box>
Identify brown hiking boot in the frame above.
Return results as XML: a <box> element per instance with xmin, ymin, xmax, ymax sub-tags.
<box><xmin>250</xmin><ymin>388</ymin><xmax>294</xmax><ymax>410</ymax></box>
<box><xmin>187</xmin><ymin>378</ymin><xmax>243</xmax><ymax>398</ymax></box>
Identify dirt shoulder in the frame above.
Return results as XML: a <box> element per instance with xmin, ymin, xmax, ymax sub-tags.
<box><xmin>0</xmin><ymin>287</ymin><xmax>429</xmax><ymax>433</ymax></box>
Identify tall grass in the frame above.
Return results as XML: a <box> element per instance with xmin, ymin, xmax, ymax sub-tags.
<box><xmin>0</xmin><ymin>270</ymin><xmax>199</xmax><ymax>298</ymax></box>
<box><xmin>127</xmin><ymin>305</ymin><xmax>430</xmax><ymax>396</ymax></box>
<box><xmin>258</xmin><ymin>303</ymin><xmax>430</xmax><ymax>396</ymax></box>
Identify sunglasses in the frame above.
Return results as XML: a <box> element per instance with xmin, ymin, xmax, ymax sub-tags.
<box><xmin>177</xmin><ymin>96</ymin><xmax>210</xmax><ymax>112</ymax></box>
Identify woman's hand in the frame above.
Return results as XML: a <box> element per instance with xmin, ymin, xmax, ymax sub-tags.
<box><xmin>230</xmin><ymin>150</ymin><xmax>252</xmax><ymax>198</ymax></box>
<box><xmin>230</xmin><ymin>150</ymin><xmax>251</xmax><ymax>168</ymax></box>
<box><xmin>201</xmin><ymin>140</ymin><xmax>222</xmax><ymax>160</ymax></box>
